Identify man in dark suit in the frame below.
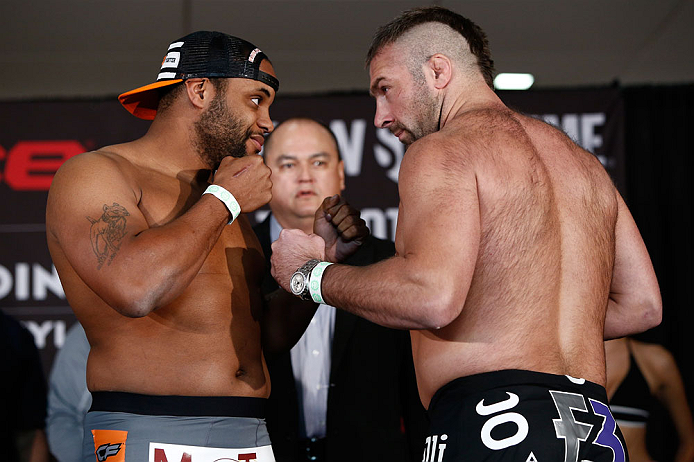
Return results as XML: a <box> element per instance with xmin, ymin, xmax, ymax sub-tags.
<box><xmin>254</xmin><ymin>117</ymin><xmax>428</xmax><ymax>462</ymax></box>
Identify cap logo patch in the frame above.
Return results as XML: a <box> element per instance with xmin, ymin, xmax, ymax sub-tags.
<box><xmin>168</xmin><ymin>41</ymin><xmax>184</xmax><ymax>50</ymax></box>
<box><xmin>157</xmin><ymin>72</ymin><xmax>177</xmax><ymax>80</ymax></box>
<box><xmin>248</xmin><ymin>48</ymin><xmax>261</xmax><ymax>63</ymax></box>
<box><xmin>160</xmin><ymin>51</ymin><xmax>180</xmax><ymax>70</ymax></box>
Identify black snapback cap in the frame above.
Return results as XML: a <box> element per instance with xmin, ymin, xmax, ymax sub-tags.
<box><xmin>118</xmin><ymin>31</ymin><xmax>279</xmax><ymax>120</ymax></box>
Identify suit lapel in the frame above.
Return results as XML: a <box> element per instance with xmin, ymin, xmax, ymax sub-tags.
<box><xmin>254</xmin><ymin>214</ymin><xmax>273</xmax><ymax>265</ymax></box>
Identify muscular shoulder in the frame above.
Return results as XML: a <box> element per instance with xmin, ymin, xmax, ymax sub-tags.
<box><xmin>398</xmin><ymin>115</ymin><xmax>484</xmax><ymax>180</ymax></box>
<box><xmin>53</xmin><ymin>147</ymin><xmax>129</xmax><ymax>181</ymax></box>
<box><xmin>51</xmin><ymin>148</ymin><xmax>141</xmax><ymax>197</ymax></box>
<box><xmin>440</xmin><ymin>109</ymin><xmax>537</xmax><ymax>168</ymax></box>
<box><xmin>47</xmin><ymin>148</ymin><xmax>141</xmax><ymax>233</ymax></box>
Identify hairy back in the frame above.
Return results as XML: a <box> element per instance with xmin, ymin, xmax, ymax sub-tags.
<box><xmin>415</xmin><ymin>108</ymin><xmax>618</xmax><ymax>391</ymax></box>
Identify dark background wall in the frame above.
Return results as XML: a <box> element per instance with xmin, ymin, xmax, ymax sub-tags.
<box><xmin>621</xmin><ymin>85</ymin><xmax>694</xmax><ymax>460</ymax></box>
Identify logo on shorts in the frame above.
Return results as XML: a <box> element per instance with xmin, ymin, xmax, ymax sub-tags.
<box><xmin>96</xmin><ymin>443</ymin><xmax>123</xmax><ymax>461</ymax></box>
<box><xmin>92</xmin><ymin>429</ymin><xmax>127</xmax><ymax>462</ymax></box>
<box><xmin>150</xmin><ymin>442</ymin><xmax>271</xmax><ymax>462</ymax></box>
<box><xmin>422</xmin><ymin>434</ymin><xmax>448</xmax><ymax>462</ymax></box>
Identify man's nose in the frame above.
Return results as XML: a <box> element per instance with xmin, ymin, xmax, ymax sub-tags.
<box><xmin>258</xmin><ymin>108</ymin><xmax>273</xmax><ymax>134</ymax></box>
<box><xmin>374</xmin><ymin>99</ymin><xmax>393</xmax><ymax>129</ymax></box>
<box><xmin>297</xmin><ymin>163</ymin><xmax>313</xmax><ymax>182</ymax></box>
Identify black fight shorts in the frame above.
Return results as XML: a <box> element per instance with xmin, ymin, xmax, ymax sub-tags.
<box><xmin>424</xmin><ymin>370</ymin><xmax>628</xmax><ymax>462</ymax></box>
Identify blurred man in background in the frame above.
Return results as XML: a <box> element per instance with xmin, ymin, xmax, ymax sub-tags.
<box><xmin>256</xmin><ymin>117</ymin><xmax>428</xmax><ymax>462</ymax></box>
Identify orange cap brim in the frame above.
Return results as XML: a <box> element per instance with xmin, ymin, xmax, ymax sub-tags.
<box><xmin>118</xmin><ymin>79</ymin><xmax>184</xmax><ymax>120</ymax></box>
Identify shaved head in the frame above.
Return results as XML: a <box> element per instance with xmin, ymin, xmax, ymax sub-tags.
<box><xmin>366</xmin><ymin>6</ymin><xmax>495</xmax><ymax>89</ymax></box>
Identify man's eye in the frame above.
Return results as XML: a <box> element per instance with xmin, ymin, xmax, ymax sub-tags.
<box><xmin>280</xmin><ymin>163</ymin><xmax>294</xmax><ymax>169</ymax></box>
<box><xmin>251</xmin><ymin>97</ymin><xmax>260</xmax><ymax>106</ymax></box>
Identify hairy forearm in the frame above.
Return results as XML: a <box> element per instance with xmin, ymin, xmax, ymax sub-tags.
<box><xmin>321</xmin><ymin>257</ymin><xmax>460</xmax><ymax>330</ymax></box>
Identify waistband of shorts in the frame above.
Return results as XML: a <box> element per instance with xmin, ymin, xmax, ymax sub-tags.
<box><xmin>89</xmin><ymin>391</ymin><xmax>266</xmax><ymax>418</ymax></box>
<box><xmin>429</xmin><ymin>369</ymin><xmax>607</xmax><ymax>410</ymax></box>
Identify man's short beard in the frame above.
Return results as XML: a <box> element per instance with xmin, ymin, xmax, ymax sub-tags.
<box><xmin>193</xmin><ymin>92</ymin><xmax>251</xmax><ymax>168</ymax></box>
<box><xmin>409</xmin><ymin>83</ymin><xmax>440</xmax><ymax>142</ymax></box>
<box><xmin>393</xmin><ymin>87</ymin><xmax>440</xmax><ymax>146</ymax></box>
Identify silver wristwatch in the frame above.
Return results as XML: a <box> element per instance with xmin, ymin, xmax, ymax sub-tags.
<box><xmin>290</xmin><ymin>259</ymin><xmax>321</xmax><ymax>300</ymax></box>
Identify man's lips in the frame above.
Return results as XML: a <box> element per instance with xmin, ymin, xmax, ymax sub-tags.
<box><xmin>250</xmin><ymin>135</ymin><xmax>264</xmax><ymax>151</ymax></box>
<box><xmin>295</xmin><ymin>190</ymin><xmax>317</xmax><ymax>198</ymax></box>
<box><xmin>392</xmin><ymin>129</ymin><xmax>405</xmax><ymax>140</ymax></box>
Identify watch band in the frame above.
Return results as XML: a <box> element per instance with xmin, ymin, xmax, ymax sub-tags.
<box><xmin>309</xmin><ymin>261</ymin><xmax>333</xmax><ymax>304</ymax></box>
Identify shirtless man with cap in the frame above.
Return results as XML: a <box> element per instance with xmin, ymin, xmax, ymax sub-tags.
<box><xmin>45</xmin><ymin>31</ymin><xmax>366</xmax><ymax>462</ymax></box>
<box><xmin>270</xmin><ymin>7</ymin><xmax>662</xmax><ymax>461</ymax></box>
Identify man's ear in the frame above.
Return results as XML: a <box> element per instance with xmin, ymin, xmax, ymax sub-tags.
<box><xmin>426</xmin><ymin>54</ymin><xmax>452</xmax><ymax>90</ymax></box>
<box><xmin>338</xmin><ymin>159</ymin><xmax>346</xmax><ymax>191</ymax></box>
<box><xmin>184</xmin><ymin>78</ymin><xmax>209</xmax><ymax>110</ymax></box>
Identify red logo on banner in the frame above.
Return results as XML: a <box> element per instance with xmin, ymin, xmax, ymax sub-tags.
<box><xmin>0</xmin><ymin>140</ymin><xmax>84</xmax><ymax>190</ymax></box>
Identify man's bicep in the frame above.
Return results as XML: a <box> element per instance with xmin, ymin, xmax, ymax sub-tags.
<box><xmin>47</xmin><ymin>155</ymin><xmax>149</xmax><ymax>293</ymax></box>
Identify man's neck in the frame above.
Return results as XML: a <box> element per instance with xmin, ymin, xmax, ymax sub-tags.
<box><xmin>135</xmin><ymin>117</ymin><xmax>211</xmax><ymax>182</ymax></box>
<box><xmin>438</xmin><ymin>80</ymin><xmax>505</xmax><ymax>129</ymax></box>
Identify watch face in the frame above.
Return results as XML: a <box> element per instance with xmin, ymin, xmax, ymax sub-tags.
<box><xmin>290</xmin><ymin>272</ymin><xmax>306</xmax><ymax>295</ymax></box>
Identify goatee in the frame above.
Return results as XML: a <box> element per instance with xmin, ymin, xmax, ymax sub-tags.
<box><xmin>193</xmin><ymin>93</ymin><xmax>251</xmax><ymax>168</ymax></box>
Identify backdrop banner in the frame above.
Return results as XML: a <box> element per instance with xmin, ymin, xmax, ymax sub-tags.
<box><xmin>0</xmin><ymin>87</ymin><xmax>624</xmax><ymax>374</ymax></box>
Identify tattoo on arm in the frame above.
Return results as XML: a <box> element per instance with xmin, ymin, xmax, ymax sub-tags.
<box><xmin>86</xmin><ymin>203</ymin><xmax>130</xmax><ymax>269</ymax></box>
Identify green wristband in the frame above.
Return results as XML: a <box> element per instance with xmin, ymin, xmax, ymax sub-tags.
<box><xmin>203</xmin><ymin>185</ymin><xmax>241</xmax><ymax>224</ymax></box>
<box><xmin>309</xmin><ymin>262</ymin><xmax>333</xmax><ymax>304</ymax></box>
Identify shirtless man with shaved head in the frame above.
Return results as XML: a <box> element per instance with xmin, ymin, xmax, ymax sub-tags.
<box><xmin>271</xmin><ymin>7</ymin><xmax>662</xmax><ymax>461</ymax></box>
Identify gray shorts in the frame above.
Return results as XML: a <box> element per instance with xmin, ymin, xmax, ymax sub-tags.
<box><xmin>83</xmin><ymin>392</ymin><xmax>275</xmax><ymax>462</ymax></box>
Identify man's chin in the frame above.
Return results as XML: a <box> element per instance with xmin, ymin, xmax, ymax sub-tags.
<box><xmin>294</xmin><ymin>201</ymin><xmax>321</xmax><ymax>215</ymax></box>
<box><xmin>394</xmin><ymin>129</ymin><xmax>415</xmax><ymax>146</ymax></box>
